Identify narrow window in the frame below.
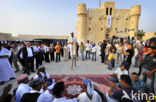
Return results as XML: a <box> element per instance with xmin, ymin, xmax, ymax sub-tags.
<box><xmin>125</xmin><ymin>28</ymin><xmax>127</xmax><ymax>32</ymax></box>
<box><xmin>106</xmin><ymin>7</ymin><xmax>108</xmax><ymax>15</ymax></box>
<box><xmin>89</xmin><ymin>28</ymin><xmax>91</xmax><ymax>31</ymax></box>
<box><xmin>110</xmin><ymin>8</ymin><xmax>112</xmax><ymax>15</ymax></box>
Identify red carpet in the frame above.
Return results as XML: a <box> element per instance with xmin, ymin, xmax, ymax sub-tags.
<box><xmin>50</xmin><ymin>74</ymin><xmax>111</xmax><ymax>98</ymax></box>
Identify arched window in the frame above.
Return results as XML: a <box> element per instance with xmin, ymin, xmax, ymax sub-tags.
<box><xmin>106</xmin><ymin>7</ymin><xmax>108</xmax><ymax>15</ymax></box>
<box><xmin>110</xmin><ymin>8</ymin><xmax>112</xmax><ymax>15</ymax></box>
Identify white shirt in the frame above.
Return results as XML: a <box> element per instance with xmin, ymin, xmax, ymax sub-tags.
<box><xmin>37</xmin><ymin>90</ymin><xmax>53</xmax><ymax>102</ymax></box>
<box><xmin>92</xmin><ymin>46</ymin><xmax>97</xmax><ymax>52</ymax></box>
<box><xmin>16</xmin><ymin>83</ymin><xmax>32</xmax><ymax>102</ymax></box>
<box><xmin>34</xmin><ymin>71</ymin><xmax>50</xmax><ymax>79</ymax></box>
<box><xmin>34</xmin><ymin>46</ymin><xmax>41</xmax><ymax>52</ymax></box>
<box><xmin>44</xmin><ymin>46</ymin><xmax>49</xmax><ymax>53</ymax></box>
<box><xmin>27</xmin><ymin>47</ymin><xmax>33</xmax><ymax>57</ymax></box>
<box><xmin>53</xmin><ymin>97</ymin><xmax>78</xmax><ymax>102</ymax></box>
<box><xmin>115</xmin><ymin>68</ymin><xmax>128</xmax><ymax>80</ymax></box>
<box><xmin>78</xmin><ymin>91</ymin><xmax>102</xmax><ymax>102</ymax></box>
<box><xmin>85</xmin><ymin>43</ymin><xmax>91</xmax><ymax>51</ymax></box>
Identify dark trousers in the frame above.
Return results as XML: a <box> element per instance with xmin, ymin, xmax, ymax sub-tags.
<box><xmin>68</xmin><ymin>52</ymin><xmax>71</xmax><ymax>59</ymax></box>
<box><xmin>44</xmin><ymin>53</ymin><xmax>50</xmax><ymax>62</ymax></box>
<box><xmin>50</xmin><ymin>52</ymin><xmax>55</xmax><ymax>61</ymax></box>
<box><xmin>35</xmin><ymin>53</ymin><xmax>42</xmax><ymax>69</ymax></box>
<box><xmin>56</xmin><ymin>53</ymin><xmax>60</xmax><ymax>62</ymax></box>
<box><xmin>9</xmin><ymin>55</ymin><xmax>12</xmax><ymax>65</ymax></box>
<box><xmin>19</xmin><ymin>58</ymin><xmax>26</xmax><ymax>71</ymax></box>
<box><xmin>138</xmin><ymin>65</ymin><xmax>142</xmax><ymax>75</ymax></box>
<box><xmin>86</xmin><ymin>50</ymin><xmax>90</xmax><ymax>60</ymax></box>
<box><xmin>61</xmin><ymin>49</ymin><xmax>64</xmax><ymax>57</ymax></box>
<box><xmin>101</xmin><ymin>52</ymin><xmax>105</xmax><ymax>63</ymax></box>
<box><xmin>41</xmin><ymin>52</ymin><xmax>44</xmax><ymax>61</ymax></box>
<box><xmin>76</xmin><ymin>50</ymin><xmax>79</xmax><ymax>57</ymax></box>
<box><xmin>112</xmin><ymin>59</ymin><xmax>115</xmax><ymax>68</ymax></box>
<box><xmin>25</xmin><ymin>57</ymin><xmax>34</xmax><ymax>74</ymax></box>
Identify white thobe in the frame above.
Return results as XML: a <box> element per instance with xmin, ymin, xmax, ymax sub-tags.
<box><xmin>37</xmin><ymin>90</ymin><xmax>53</xmax><ymax>102</ymax></box>
<box><xmin>115</xmin><ymin>68</ymin><xmax>128</xmax><ymax>80</ymax></box>
<box><xmin>68</xmin><ymin>37</ymin><xmax>77</xmax><ymax>56</ymax></box>
<box><xmin>78</xmin><ymin>91</ymin><xmax>102</xmax><ymax>102</ymax></box>
<box><xmin>53</xmin><ymin>97</ymin><xmax>78</xmax><ymax>102</ymax></box>
<box><xmin>34</xmin><ymin>71</ymin><xmax>50</xmax><ymax>79</ymax></box>
<box><xmin>0</xmin><ymin>47</ymin><xmax>16</xmax><ymax>81</ymax></box>
<box><xmin>16</xmin><ymin>83</ymin><xmax>32</xmax><ymax>102</ymax></box>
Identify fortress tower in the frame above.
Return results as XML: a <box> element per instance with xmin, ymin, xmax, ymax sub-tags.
<box><xmin>129</xmin><ymin>5</ymin><xmax>141</xmax><ymax>38</ymax></box>
<box><xmin>76</xmin><ymin>1</ymin><xmax>141</xmax><ymax>43</ymax></box>
<box><xmin>77</xmin><ymin>3</ymin><xmax>87</xmax><ymax>43</ymax></box>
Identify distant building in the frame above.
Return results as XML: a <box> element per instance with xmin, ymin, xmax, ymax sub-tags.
<box><xmin>76</xmin><ymin>1</ymin><xmax>141</xmax><ymax>43</ymax></box>
<box><xmin>143</xmin><ymin>32</ymin><xmax>156</xmax><ymax>40</ymax></box>
<box><xmin>0</xmin><ymin>32</ymin><xmax>12</xmax><ymax>40</ymax></box>
<box><xmin>0</xmin><ymin>33</ymin><xmax>68</xmax><ymax>42</ymax></box>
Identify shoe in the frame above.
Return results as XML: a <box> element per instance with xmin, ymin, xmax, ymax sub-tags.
<box><xmin>31</xmin><ymin>71</ymin><xmax>36</xmax><ymax>73</ymax></box>
<box><xmin>0</xmin><ymin>81</ymin><xmax>4</xmax><ymax>85</ymax></box>
<box><xmin>10</xmin><ymin>77</ymin><xmax>15</xmax><ymax>80</ymax></box>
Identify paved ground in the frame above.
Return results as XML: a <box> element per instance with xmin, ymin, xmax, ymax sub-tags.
<box><xmin>0</xmin><ymin>51</ymin><xmax>155</xmax><ymax>95</ymax></box>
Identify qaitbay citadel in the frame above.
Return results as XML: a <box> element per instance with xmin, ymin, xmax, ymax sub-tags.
<box><xmin>76</xmin><ymin>1</ymin><xmax>141</xmax><ymax>43</ymax></box>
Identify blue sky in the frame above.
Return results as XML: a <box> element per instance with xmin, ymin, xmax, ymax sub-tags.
<box><xmin>0</xmin><ymin>0</ymin><xmax>155</xmax><ymax>36</ymax></box>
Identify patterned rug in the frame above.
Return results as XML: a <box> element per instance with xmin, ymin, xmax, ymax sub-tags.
<box><xmin>50</xmin><ymin>74</ymin><xmax>112</xmax><ymax>98</ymax></box>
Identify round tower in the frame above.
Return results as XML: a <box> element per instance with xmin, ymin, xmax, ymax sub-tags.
<box><xmin>129</xmin><ymin>5</ymin><xmax>141</xmax><ymax>37</ymax></box>
<box><xmin>77</xmin><ymin>3</ymin><xmax>87</xmax><ymax>43</ymax></box>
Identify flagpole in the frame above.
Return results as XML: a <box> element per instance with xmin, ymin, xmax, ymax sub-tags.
<box><xmin>99</xmin><ymin>0</ymin><xmax>101</xmax><ymax>7</ymax></box>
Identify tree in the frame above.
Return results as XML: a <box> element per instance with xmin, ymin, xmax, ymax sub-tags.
<box><xmin>135</xmin><ymin>29</ymin><xmax>145</xmax><ymax>40</ymax></box>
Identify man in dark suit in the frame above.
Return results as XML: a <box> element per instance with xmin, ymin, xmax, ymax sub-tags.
<box><xmin>22</xmin><ymin>42</ymin><xmax>35</xmax><ymax>75</ymax></box>
<box><xmin>17</xmin><ymin>43</ymin><xmax>26</xmax><ymax>72</ymax></box>
<box><xmin>100</xmin><ymin>40</ymin><xmax>107</xmax><ymax>63</ymax></box>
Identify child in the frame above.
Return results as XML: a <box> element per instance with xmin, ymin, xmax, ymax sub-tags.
<box><xmin>107</xmin><ymin>50</ymin><xmax>114</xmax><ymax>70</ymax></box>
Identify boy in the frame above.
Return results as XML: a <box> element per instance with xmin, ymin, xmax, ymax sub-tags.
<box><xmin>108</xmin><ymin>50</ymin><xmax>114</xmax><ymax>70</ymax></box>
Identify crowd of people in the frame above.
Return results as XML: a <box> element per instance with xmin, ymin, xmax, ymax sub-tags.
<box><xmin>0</xmin><ymin>34</ymin><xmax>156</xmax><ymax>102</ymax></box>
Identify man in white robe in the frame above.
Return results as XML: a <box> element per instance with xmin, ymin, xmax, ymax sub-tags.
<box><xmin>37</xmin><ymin>79</ymin><xmax>55</xmax><ymax>102</ymax></box>
<box><xmin>33</xmin><ymin>65</ymin><xmax>50</xmax><ymax>79</ymax></box>
<box><xmin>68</xmin><ymin>32</ymin><xmax>77</xmax><ymax>70</ymax></box>
<box><xmin>78</xmin><ymin>79</ymin><xmax>102</xmax><ymax>102</ymax></box>
<box><xmin>0</xmin><ymin>41</ymin><xmax>16</xmax><ymax>83</ymax></box>
<box><xmin>16</xmin><ymin>74</ymin><xmax>31</xmax><ymax>102</ymax></box>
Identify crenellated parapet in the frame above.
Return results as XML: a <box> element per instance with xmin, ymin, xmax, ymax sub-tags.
<box><xmin>130</xmin><ymin>5</ymin><xmax>141</xmax><ymax>16</ymax></box>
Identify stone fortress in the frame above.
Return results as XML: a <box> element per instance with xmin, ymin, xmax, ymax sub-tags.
<box><xmin>76</xmin><ymin>1</ymin><xmax>141</xmax><ymax>43</ymax></box>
